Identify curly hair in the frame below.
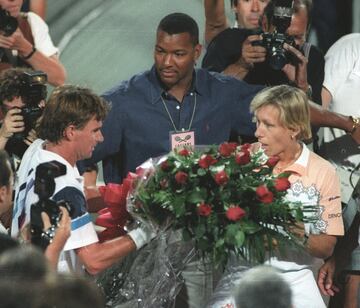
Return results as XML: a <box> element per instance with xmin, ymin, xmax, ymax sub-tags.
<box><xmin>0</xmin><ymin>68</ymin><xmax>31</xmax><ymax>107</ymax></box>
<box><xmin>37</xmin><ymin>85</ymin><xmax>109</xmax><ymax>144</ymax></box>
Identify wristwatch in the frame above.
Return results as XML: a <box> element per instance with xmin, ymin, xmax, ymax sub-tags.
<box><xmin>348</xmin><ymin>116</ymin><xmax>360</xmax><ymax>135</ymax></box>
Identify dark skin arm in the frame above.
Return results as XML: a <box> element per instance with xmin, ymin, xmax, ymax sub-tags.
<box><xmin>308</xmin><ymin>102</ymin><xmax>360</xmax><ymax>144</ymax></box>
<box><xmin>317</xmin><ymin>214</ymin><xmax>360</xmax><ymax>296</ymax></box>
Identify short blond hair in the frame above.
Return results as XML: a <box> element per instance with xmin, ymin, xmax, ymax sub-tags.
<box><xmin>250</xmin><ymin>85</ymin><xmax>312</xmax><ymax>141</ymax></box>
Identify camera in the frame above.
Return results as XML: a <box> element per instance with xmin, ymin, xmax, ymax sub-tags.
<box><xmin>12</xmin><ymin>71</ymin><xmax>47</xmax><ymax>140</ymax></box>
<box><xmin>0</xmin><ymin>7</ymin><xmax>18</xmax><ymax>36</ymax></box>
<box><xmin>252</xmin><ymin>0</ymin><xmax>299</xmax><ymax>70</ymax></box>
<box><xmin>30</xmin><ymin>161</ymin><xmax>74</xmax><ymax>250</ymax></box>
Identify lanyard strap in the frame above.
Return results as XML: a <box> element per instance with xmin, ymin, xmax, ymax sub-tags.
<box><xmin>160</xmin><ymin>93</ymin><xmax>197</xmax><ymax>132</ymax></box>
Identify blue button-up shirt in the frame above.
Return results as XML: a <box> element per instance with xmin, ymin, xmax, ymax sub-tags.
<box><xmin>83</xmin><ymin>66</ymin><xmax>263</xmax><ymax>183</ymax></box>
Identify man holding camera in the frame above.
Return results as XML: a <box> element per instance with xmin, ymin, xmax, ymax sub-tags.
<box><xmin>203</xmin><ymin>0</ymin><xmax>322</xmax><ymax>106</ymax></box>
<box><xmin>0</xmin><ymin>0</ymin><xmax>66</xmax><ymax>86</ymax></box>
<box><xmin>0</xmin><ymin>67</ymin><xmax>45</xmax><ymax>161</ymax></box>
<box><xmin>11</xmin><ymin>85</ymin><xmax>154</xmax><ymax>275</ymax></box>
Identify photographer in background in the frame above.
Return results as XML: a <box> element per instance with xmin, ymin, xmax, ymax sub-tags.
<box><xmin>203</xmin><ymin>0</ymin><xmax>321</xmax><ymax>103</ymax></box>
<box><xmin>203</xmin><ymin>0</ymin><xmax>323</xmax><ymax>148</ymax></box>
<box><xmin>0</xmin><ymin>0</ymin><xmax>65</xmax><ymax>86</ymax></box>
<box><xmin>0</xmin><ymin>67</ymin><xmax>46</xmax><ymax>161</ymax></box>
<box><xmin>0</xmin><ymin>149</ymin><xmax>71</xmax><ymax>270</ymax></box>
<box><xmin>11</xmin><ymin>85</ymin><xmax>155</xmax><ymax>275</ymax></box>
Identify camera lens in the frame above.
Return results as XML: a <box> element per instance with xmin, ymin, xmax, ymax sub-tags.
<box><xmin>269</xmin><ymin>49</ymin><xmax>288</xmax><ymax>70</ymax></box>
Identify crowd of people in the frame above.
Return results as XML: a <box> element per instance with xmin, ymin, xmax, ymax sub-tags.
<box><xmin>1</xmin><ymin>0</ymin><xmax>360</xmax><ymax>307</ymax></box>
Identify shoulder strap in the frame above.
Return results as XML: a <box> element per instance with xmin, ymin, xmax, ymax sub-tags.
<box><xmin>18</xmin><ymin>13</ymin><xmax>34</xmax><ymax>45</ymax></box>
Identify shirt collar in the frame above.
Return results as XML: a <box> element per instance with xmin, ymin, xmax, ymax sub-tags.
<box><xmin>148</xmin><ymin>65</ymin><xmax>205</xmax><ymax>104</ymax></box>
<box><xmin>38</xmin><ymin>141</ymin><xmax>83</xmax><ymax>183</ymax></box>
<box><xmin>283</xmin><ymin>143</ymin><xmax>309</xmax><ymax>176</ymax></box>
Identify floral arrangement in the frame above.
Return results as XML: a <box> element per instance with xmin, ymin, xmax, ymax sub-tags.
<box><xmin>128</xmin><ymin>142</ymin><xmax>317</xmax><ymax>265</ymax></box>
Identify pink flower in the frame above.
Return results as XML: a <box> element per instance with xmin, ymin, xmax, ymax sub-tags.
<box><xmin>197</xmin><ymin>203</ymin><xmax>212</xmax><ymax>217</ymax></box>
<box><xmin>199</xmin><ymin>154</ymin><xmax>217</xmax><ymax>169</ymax></box>
<box><xmin>226</xmin><ymin>206</ymin><xmax>246</xmax><ymax>221</ymax></box>
<box><xmin>235</xmin><ymin>150</ymin><xmax>251</xmax><ymax>165</ymax></box>
<box><xmin>175</xmin><ymin>171</ymin><xmax>188</xmax><ymax>184</ymax></box>
<box><xmin>214</xmin><ymin>170</ymin><xmax>229</xmax><ymax>186</ymax></box>
<box><xmin>274</xmin><ymin>177</ymin><xmax>291</xmax><ymax>192</ymax></box>
<box><xmin>256</xmin><ymin>185</ymin><xmax>274</xmax><ymax>204</ymax></box>
<box><xmin>219</xmin><ymin>142</ymin><xmax>238</xmax><ymax>157</ymax></box>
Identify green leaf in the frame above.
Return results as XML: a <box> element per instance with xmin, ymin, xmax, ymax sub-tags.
<box><xmin>241</xmin><ymin>221</ymin><xmax>261</xmax><ymax>234</ymax></box>
<box><xmin>182</xmin><ymin>228</ymin><xmax>192</xmax><ymax>241</ymax></box>
<box><xmin>188</xmin><ymin>188</ymin><xmax>207</xmax><ymax>204</ymax></box>
<box><xmin>235</xmin><ymin>230</ymin><xmax>245</xmax><ymax>247</ymax></box>
<box><xmin>197</xmin><ymin>168</ymin><xmax>207</xmax><ymax>176</ymax></box>
<box><xmin>195</xmin><ymin>223</ymin><xmax>206</xmax><ymax>238</ymax></box>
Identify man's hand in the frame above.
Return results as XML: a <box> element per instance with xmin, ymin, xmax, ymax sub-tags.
<box><xmin>282</xmin><ymin>43</ymin><xmax>309</xmax><ymax>92</ymax></box>
<box><xmin>128</xmin><ymin>219</ymin><xmax>157</xmax><ymax>250</ymax></box>
<box><xmin>240</xmin><ymin>34</ymin><xmax>267</xmax><ymax>68</ymax></box>
<box><xmin>0</xmin><ymin>108</ymin><xmax>24</xmax><ymax>145</ymax></box>
<box><xmin>43</xmin><ymin>207</ymin><xmax>72</xmax><ymax>269</ymax></box>
<box><xmin>23</xmin><ymin>128</ymin><xmax>37</xmax><ymax>146</ymax></box>
<box><xmin>317</xmin><ymin>257</ymin><xmax>340</xmax><ymax>296</ymax></box>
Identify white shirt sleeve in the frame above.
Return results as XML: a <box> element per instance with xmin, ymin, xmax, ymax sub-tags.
<box><xmin>26</xmin><ymin>12</ymin><xmax>59</xmax><ymax>57</ymax></box>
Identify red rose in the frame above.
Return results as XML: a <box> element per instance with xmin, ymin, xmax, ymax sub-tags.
<box><xmin>175</xmin><ymin>171</ymin><xmax>188</xmax><ymax>184</ymax></box>
<box><xmin>197</xmin><ymin>203</ymin><xmax>212</xmax><ymax>217</ymax></box>
<box><xmin>256</xmin><ymin>185</ymin><xmax>274</xmax><ymax>203</ymax></box>
<box><xmin>219</xmin><ymin>142</ymin><xmax>238</xmax><ymax>157</ymax></box>
<box><xmin>274</xmin><ymin>177</ymin><xmax>291</xmax><ymax>192</ymax></box>
<box><xmin>160</xmin><ymin>160</ymin><xmax>170</xmax><ymax>171</ymax></box>
<box><xmin>178</xmin><ymin>148</ymin><xmax>190</xmax><ymax>156</ymax></box>
<box><xmin>235</xmin><ymin>150</ymin><xmax>251</xmax><ymax>165</ymax></box>
<box><xmin>226</xmin><ymin>206</ymin><xmax>246</xmax><ymax>221</ymax></box>
<box><xmin>241</xmin><ymin>143</ymin><xmax>251</xmax><ymax>151</ymax></box>
<box><xmin>214</xmin><ymin>170</ymin><xmax>229</xmax><ymax>186</ymax></box>
<box><xmin>266</xmin><ymin>156</ymin><xmax>280</xmax><ymax>168</ymax></box>
<box><xmin>199</xmin><ymin>154</ymin><xmax>217</xmax><ymax>169</ymax></box>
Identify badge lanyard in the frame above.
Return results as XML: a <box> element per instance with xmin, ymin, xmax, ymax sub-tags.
<box><xmin>161</xmin><ymin>93</ymin><xmax>197</xmax><ymax>150</ymax></box>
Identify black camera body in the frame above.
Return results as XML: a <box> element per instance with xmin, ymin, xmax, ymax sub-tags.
<box><xmin>30</xmin><ymin>161</ymin><xmax>74</xmax><ymax>250</ymax></box>
<box><xmin>0</xmin><ymin>7</ymin><xmax>18</xmax><ymax>36</ymax></box>
<box><xmin>253</xmin><ymin>31</ymin><xmax>299</xmax><ymax>70</ymax></box>
<box><xmin>252</xmin><ymin>0</ymin><xmax>299</xmax><ymax>70</ymax></box>
<box><xmin>12</xmin><ymin>71</ymin><xmax>47</xmax><ymax>140</ymax></box>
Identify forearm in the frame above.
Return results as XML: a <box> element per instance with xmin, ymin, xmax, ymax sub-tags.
<box><xmin>309</xmin><ymin>101</ymin><xmax>353</xmax><ymax>131</ymax></box>
<box><xmin>76</xmin><ymin>235</ymin><xmax>136</xmax><ymax>275</ymax></box>
<box><xmin>45</xmin><ymin>242</ymin><xmax>63</xmax><ymax>269</ymax></box>
<box><xmin>0</xmin><ymin>136</ymin><xmax>8</xmax><ymax>150</ymax></box>
<box><xmin>333</xmin><ymin>214</ymin><xmax>360</xmax><ymax>268</ymax></box>
<box><xmin>204</xmin><ymin>0</ymin><xmax>228</xmax><ymax>45</ymax></box>
<box><xmin>307</xmin><ymin>234</ymin><xmax>337</xmax><ymax>259</ymax></box>
<box><xmin>25</xmin><ymin>53</ymin><xmax>66</xmax><ymax>86</ymax></box>
<box><xmin>222</xmin><ymin>62</ymin><xmax>249</xmax><ymax>80</ymax></box>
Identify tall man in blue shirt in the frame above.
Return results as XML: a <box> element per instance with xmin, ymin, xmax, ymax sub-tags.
<box><xmin>83</xmin><ymin>13</ymin><xmax>262</xmax><ymax>184</ymax></box>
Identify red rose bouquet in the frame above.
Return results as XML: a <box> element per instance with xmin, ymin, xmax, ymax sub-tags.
<box><xmin>128</xmin><ymin>142</ymin><xmax>317</xmax><ymax>265</ymax></box>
